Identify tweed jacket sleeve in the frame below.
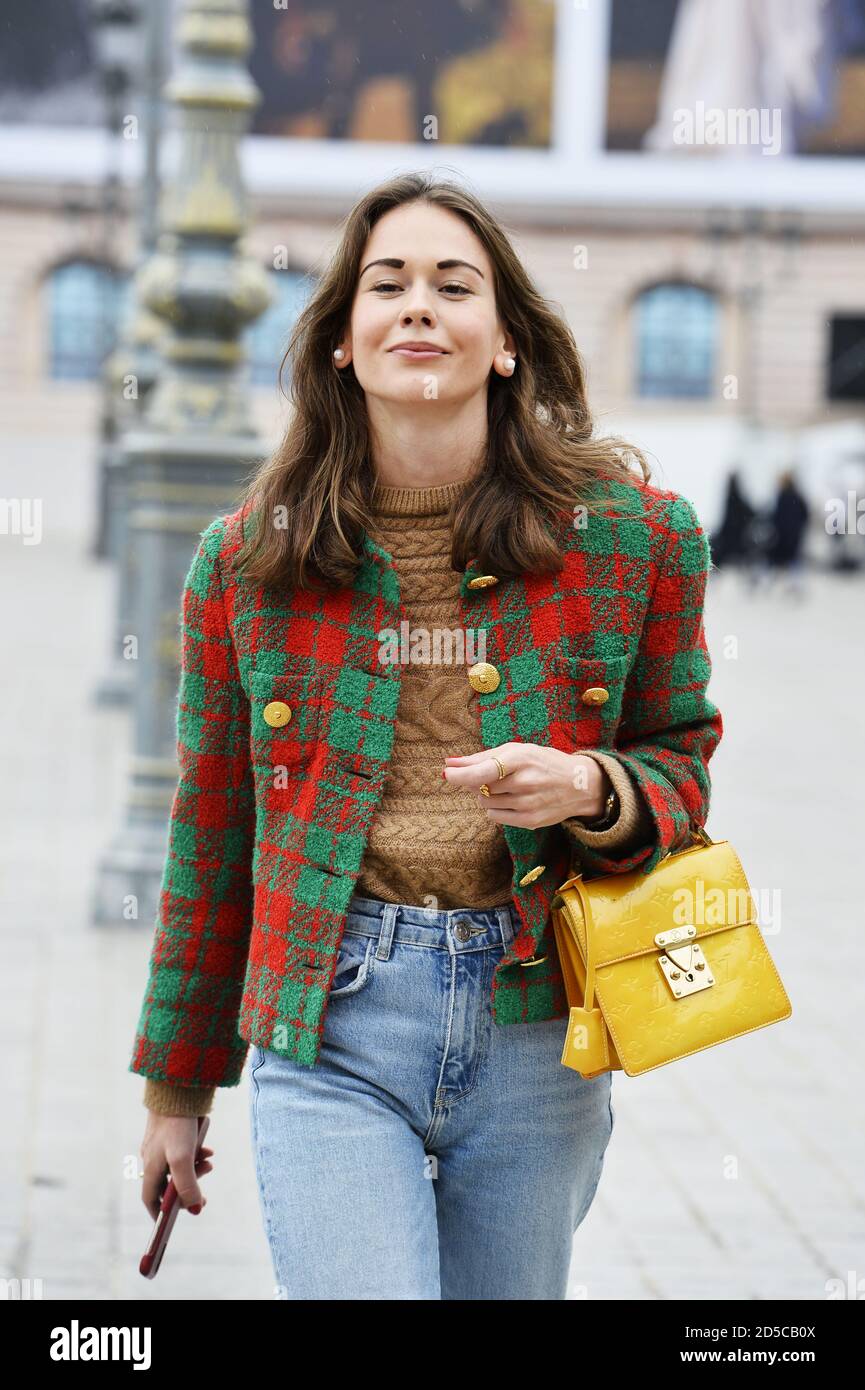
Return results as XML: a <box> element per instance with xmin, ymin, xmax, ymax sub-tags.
<box><xmin>129</xmin><ymin>518</ymin><xmax>255</xmax><ymax>1113</ymax></box>
<box><xmin>562</xmin><ymin>495</ymin><xmax>722</xmax><ymax>878</ymax></box>
<box><xmin>561</xmin><ymin>751</ymin><xmax>655</xmax><ymax>853</ymax></box>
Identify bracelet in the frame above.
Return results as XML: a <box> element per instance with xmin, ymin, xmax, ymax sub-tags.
<box><xmin>577</xmin><ymin>785</ymin><xmax>619</xmax><ymax>831</ymax></box>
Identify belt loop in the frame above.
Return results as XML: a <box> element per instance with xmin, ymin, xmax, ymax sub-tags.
<box><xmin>495</xmin><ymin>903</ymin><xmax>514</xmax><ymax>950</ymax></box>
<box><xmin>375</xmin><ymin>902</ymin><xmax>397</xmax><ymax>961</ymax></box>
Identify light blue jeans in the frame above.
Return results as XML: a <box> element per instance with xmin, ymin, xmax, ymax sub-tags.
<box><xmin>249</xmin><ymin>892</ymin><xmax>615</xmax><ymax>1300</ymax></box>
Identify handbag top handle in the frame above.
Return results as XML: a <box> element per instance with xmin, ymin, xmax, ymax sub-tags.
<box><xmin>560</xmin><ymin>822</ymin><xmax>715</xmax><ymax>1002</ymax></box>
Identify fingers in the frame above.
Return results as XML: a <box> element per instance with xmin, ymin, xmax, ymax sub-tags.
<box><xmin>141</xmin><ymin>1153</ymin><xmax>170</xmax><ymax>1223</ymax></box>
<box><xmin>141</xmin><ymin>1135</ymin><xmax>213</xmax><ymax>1221</ymax></box>
<box><xmin>443</xmin><ymin>743</ymin><xmax>525</xmax><ymax>783</ymax></box>
<box><xmin>443</xmin><ymin>742</ymin><xmax>519</xmax><ymax>766</ymax></box>
<box><xmin>444</xmin><ymin>752</ymin><xmax>527</xmax><ymax>793</ymax></box>
<box><xmin>167</xmin><ymin>1146</ymin><xmax>206</xmax><ymax>1212</ymax></box>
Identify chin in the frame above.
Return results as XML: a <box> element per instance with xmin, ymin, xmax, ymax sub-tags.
<box><xmin>384</xmin><ymin>379</ymin><xmax>448</xmax><ymax>402</ymax></box>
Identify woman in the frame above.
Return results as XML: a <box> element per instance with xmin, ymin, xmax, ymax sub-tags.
<box><xmin>131</xmin><ymin>172</ymin><xmax>722</xmax><ymax>1300</ymax></box>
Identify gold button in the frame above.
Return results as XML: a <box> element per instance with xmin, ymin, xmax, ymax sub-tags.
<box><xmin>581</xmin><ymin>686</ymin><xmax>609</xmax><ymax>706</ymax></box>
<box><xmin>518</xmin><ymin>864</ymin><xmax>546</xmax><ymax>887</ymax></box>
<box><xmin>467</xmin><ymin>574</ymin><xmax>499</xmax><ymax>589</ymax></box>
<box><xmin>263</xmin><ymin>700</ymin><xmax>292</xmax><ymax>727</ymax></box>
<box><xmin>467</xmin><ymin>662</ymin><xmax>500</xmax><ymax>693</ymax></box>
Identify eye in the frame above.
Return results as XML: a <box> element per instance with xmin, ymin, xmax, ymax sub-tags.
<box><xmin>371</xmin><ymin>281</ymin><xmax>472</xmax><ymax>296</ymax></box>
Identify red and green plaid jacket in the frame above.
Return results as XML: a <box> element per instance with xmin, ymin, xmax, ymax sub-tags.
<box><xmin>129</xmin><ymin>475</ymin><xmax>722</xmax><ymax>1092</ymax></box>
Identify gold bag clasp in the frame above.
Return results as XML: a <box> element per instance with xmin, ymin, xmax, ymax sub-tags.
<box><xmin>654</xmin><ymin>925</ymin><xmax>715</xmax><ymax>999</ymax></box>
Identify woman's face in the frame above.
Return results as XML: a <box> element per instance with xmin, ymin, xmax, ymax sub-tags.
<box><xmin>336</xmin><ymin>201</ymin><xmax>515</xmax><ymax>406</ymax></box>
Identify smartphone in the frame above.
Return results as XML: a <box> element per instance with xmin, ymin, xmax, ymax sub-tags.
<box><xmin>139</xmin><ymin>1115</ymin><xmax>210</xmax><ymax>1279</ymax></box>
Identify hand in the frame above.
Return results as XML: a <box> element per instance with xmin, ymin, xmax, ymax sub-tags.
<box><xmin>443</xmin><ymin>743</ymin><xmax>612</xmax><ymax>831</ymax></box>
<box><xmin>140</xmin><ymin>1112</ymin><xmax>214</xmax><ymax>1221</ymax></box>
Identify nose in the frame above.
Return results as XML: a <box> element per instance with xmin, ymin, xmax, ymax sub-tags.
<box><xmin>401</xmin><ymin>307</ymin><xmax>435</xmax><ymax>326</ymax></box>
<box><xmin>400</xmin><ymin>283</ymin><xmax>437</xmax><ymax>325</ymax></box>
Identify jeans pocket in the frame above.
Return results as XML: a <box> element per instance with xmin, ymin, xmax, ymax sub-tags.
<box><xmin>328</xmin><ymin>933</ymin><xmax>375</xmax><ymax>998</ymax></box>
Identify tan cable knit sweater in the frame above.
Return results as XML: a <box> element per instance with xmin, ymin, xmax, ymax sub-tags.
<box><xmin>142</xmin><ymin>478</ymin><xmax>652</xmax><ymax>1117</ymax></box>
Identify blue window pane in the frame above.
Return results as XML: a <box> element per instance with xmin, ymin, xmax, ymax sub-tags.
<box><xmin>636</xmin><ymin>284</ymin><xmax>717</xmax><ymax>399</ymax></box>
<box><xmin>244</xmin><ymin>268</ymin><xmax>313</xmax><ymax>387</ymax></box>
<box><xmin>48</xmin><ymin>261</ymin><xmax>128</xmax><ymax>380</ymax></box>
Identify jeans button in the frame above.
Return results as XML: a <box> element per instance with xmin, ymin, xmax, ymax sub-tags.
<box><xmin>455</xmin><ymin>919</ymin><xmax>471</xmax><ymax>942</ymax></box>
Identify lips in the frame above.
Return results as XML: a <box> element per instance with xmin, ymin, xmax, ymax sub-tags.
<box><xmin>388</xmin><ymin>343</ymin><xmax>448</xmax><ymax>356</ymax></box>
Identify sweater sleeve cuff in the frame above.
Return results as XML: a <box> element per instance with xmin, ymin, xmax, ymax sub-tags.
<box><xmin>143</xmin><ymin>1079</ymin><xmax>216</xmax><ymax>1117</ymax></box>
<box><xmin>561</xmin><ymin>750</ymin><xmax>655</xmax><ymax>851</ymax></box>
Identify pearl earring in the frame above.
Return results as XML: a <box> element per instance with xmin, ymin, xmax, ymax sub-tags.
<box><xmin>504</xmin><ymin>356</ymin><xmax>516</xmax><ymax>372</ymax></box>
<box><xmin>333</xmin><ymin>348</ymin><xmax>345</xmax><ymax>361</ymax></box>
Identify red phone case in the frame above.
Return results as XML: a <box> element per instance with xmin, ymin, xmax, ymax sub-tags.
<box><xmin>139</xmin><ymin>1115</ymin><xmax>210</xmax><ymax>1278</ymax></box>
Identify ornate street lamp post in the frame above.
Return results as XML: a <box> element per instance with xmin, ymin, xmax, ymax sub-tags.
<box><xmin>93</xmin><ymin>0</ymin><xmax>271</xmax><ymax>926</ymax></box>
<box><xmin>92</xmin><ymin>0</ymin><xmax>170</xmax><ymax>706</ymax></box>
<box><xmin>89</xmin><ymin>0</ymin><xmax>142</xmax><ymax>565</ymax></box>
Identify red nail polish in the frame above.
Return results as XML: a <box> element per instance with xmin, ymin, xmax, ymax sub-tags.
<box><xmin>188</xmin><ymin>1203</ymin><xmax>202</xmax><ymax>1215</ymax></box>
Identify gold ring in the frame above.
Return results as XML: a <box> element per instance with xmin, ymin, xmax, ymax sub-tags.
<box><xmin>492</xmin><ymin>756</ymin><xmax>509</xmax><ymax>780</ymax></box>
<box><xmin>479</xmin><ymin>783</ymin><xmax>491</xmax><ymax>797</ymax></box>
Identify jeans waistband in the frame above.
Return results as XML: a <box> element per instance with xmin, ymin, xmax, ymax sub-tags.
<box><xmin>346</xmin><ymin>892</ymin><xmax>518</xmax><ymax>956</ymax></box>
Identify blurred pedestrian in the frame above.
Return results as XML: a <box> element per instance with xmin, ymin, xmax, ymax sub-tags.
<box><xmin>710</xmin><ymin>469</ymin><xmax>757</xmax><ymax>570</ymax></box>
<box><xmin>765</xmin><ymin>469</ymin><xmax>810</xmax><ymax>597</ymax></box>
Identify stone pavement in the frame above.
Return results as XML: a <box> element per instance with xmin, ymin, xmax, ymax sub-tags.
<box><xmin>1</xmin><ymin>525</ymin><xmax>862</xmax><ymax>1301</ymax></box>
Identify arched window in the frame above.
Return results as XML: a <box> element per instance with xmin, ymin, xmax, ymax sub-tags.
<box><xmin>47</xmin><ymin>260</ymin><xmax>129</xmax><ymax>380</ymax></box>
<box><xmin>244</xmin><ymin>267</ymin><xmax>313</xmax><ymax>387</ymax></box>
<box><xmin>635</xmin><ymin>283</ymin><xmax>718</xmax><ymax>398</ymax></box>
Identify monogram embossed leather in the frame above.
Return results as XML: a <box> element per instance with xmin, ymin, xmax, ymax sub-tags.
<box><xmin>553</xmin><ymin>830</ymin><xmax>792</xmax><ymax>1078</ymax></box>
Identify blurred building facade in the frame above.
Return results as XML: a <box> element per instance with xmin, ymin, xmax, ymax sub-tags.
<box><xmin>1</xmin><ymin>0</ymin><xmax>864</xmax><ymax>541</ymax></box>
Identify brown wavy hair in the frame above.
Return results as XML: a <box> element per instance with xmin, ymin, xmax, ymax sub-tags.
<box><xmin>233</xmin><ymin>170</ymin><xmax>650</xmax><ymax>594</ymax></box>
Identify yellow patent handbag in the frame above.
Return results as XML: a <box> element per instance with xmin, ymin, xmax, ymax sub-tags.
<box><xmin>551</xmin><ymin>825</ymin><xmax>792</xmax><ymax>1078</ymax></box>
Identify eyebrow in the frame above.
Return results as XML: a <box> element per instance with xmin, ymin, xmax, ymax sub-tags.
<box><xmin>359</xmin><ymin>257</ymin><xmax>485</xmax><ymax>280</ymax></box>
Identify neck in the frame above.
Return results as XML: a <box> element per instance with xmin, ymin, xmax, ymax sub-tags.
<box><xmin>366</xmin><ymin>396</ymin><xmax>487</xmax><ymax>489</ymax></box>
